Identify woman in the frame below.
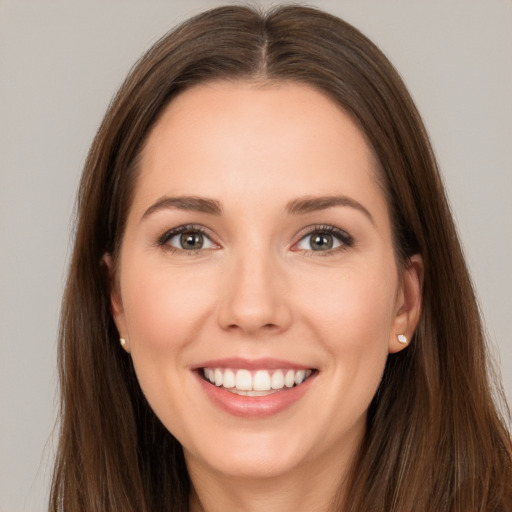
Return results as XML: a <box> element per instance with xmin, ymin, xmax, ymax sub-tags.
<box><xmin>50</xmin><ymin>5</ymin><xmax>512</xmax><ymax>511</ymax></box>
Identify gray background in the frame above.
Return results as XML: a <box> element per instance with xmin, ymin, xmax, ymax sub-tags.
<box><xmin>1</xmin><ymin>0</ymin><xmax>510</xmax><ymax>510</ymax></box>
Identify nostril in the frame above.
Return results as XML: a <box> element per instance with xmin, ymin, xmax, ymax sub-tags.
<box><xmin>216</xmin><ymin>279</ymin><xmax>293</xmax><ymax>334</ymax></box>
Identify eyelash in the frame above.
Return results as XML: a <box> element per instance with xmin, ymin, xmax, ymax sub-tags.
<box><xmin>156</xmin><ymin>223</ymin><xmax>354</xmax><ymax>255</ymax></box>
<box><xmin>293</xmin><ymin>224</ymin><xmax>354</xmax><ymax>255</ymax></box>
<box><xmin>157</xmin><ymin>224</ymin><xmax>219</xmax><ymax>255</ymax></box>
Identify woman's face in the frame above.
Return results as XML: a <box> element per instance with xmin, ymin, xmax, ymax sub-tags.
<box><xmin>110</xmin><ymin>81</ymin><xmax>421</xmax><ymax>483</ymax></box>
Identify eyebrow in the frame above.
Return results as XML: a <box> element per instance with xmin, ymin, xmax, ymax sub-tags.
<box><xmin>141</xmin><ymin>194</ymin><xmax>374</xmax><ymax>224</ymax></box>
<box><xmin>141</xmin><ymin>196</ymin><xmax>222</xmax><ymax>220</ymax></box>
<box><xmin>285</xmin><ymin>195</ymin><xmax>374</xmax><ymax>224</ymax></box>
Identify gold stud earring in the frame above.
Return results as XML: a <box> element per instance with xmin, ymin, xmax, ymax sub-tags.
<box><xmin>397</xmin><ymin>334</ymin><xmax>408</xmax><ymax>345</ymax></box>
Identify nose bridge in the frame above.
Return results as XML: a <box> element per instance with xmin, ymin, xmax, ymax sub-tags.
<box><xmin>217</xmin><ymin>239</ymin><xmax>291</xmax><ymax>334</ymax></box>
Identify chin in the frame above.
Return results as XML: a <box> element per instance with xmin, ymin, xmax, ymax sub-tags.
<box><xmin>184</xmin><ymin>429</ymin><xmax>312</xmax><ymax>481</ymax></box>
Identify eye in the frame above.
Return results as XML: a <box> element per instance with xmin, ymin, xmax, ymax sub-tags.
<box><xmin>159</xmin><ymin>226</ymin><xmax>217</xmax><ymax>252</ymax></box>
<box><xmin>294</xmin><ymin>226</ymin><xmax>353</xmax><ymax>252</ymax></box>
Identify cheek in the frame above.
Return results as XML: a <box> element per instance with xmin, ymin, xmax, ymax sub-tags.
<box><xmin>122</xmin><ymin>263</ymin><xmax>213</xmax><ymax>341</ymax></box>
<box><xmin>293</xmin><ymin>258</ymin><xmax>398</xmax><ymax>408</ymax></box>
<box><xmin>118</xmin><ymin>261</ymin><xmax>219</xmax><ymax>424</ymax></box>
<box><xmin>311</xmin><ymin>265</ymin><xmax>397</xmax><ymax>391</ymax></box>
<box><xmin>297</xmin><ymin>261</ymin><xmax>398</xmax><ymax>344</ymax></box>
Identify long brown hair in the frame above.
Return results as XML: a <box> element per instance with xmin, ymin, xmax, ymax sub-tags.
<box><xmin>50</xmin><ymin>5</ymin><xmax>512</xmax><ymax>511</ymax></box>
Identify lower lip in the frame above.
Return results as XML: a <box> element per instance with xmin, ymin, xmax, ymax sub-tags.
<box><xmin>195</xmin><ymin>371</ymin><xmax>317</xmax><ymax>418</ymax></box>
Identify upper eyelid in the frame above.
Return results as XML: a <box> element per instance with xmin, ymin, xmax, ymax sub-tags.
<box><xmin>156</xmin><ymin>223</ymin><xmax>352</xmax><ymax>248</ymax></box>
<box><xmin>291</xmin><ymin>224</ymin><xmax>354</xmax><ymax>252</ymax></box>
<box><xmin>157</xmin><ymin>224</ymin><xmax>219</xmax><ymax>246</ymax></box>
<box><xmin>293</xmin><ymin>224</ymin><xmax>352</xmax><ymax>241</ymax></box>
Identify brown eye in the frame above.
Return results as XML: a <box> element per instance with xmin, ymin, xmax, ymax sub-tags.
<box><xmin>180</xmin><ymin>232</ymin><xmax>204</xmax><ymax>250</ymax></box>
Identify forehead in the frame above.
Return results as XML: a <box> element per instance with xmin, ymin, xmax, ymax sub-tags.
<box><xmin>132</xmin><ymin>80</ymin><xmax>387</xmax><ymax>221</ymax></box>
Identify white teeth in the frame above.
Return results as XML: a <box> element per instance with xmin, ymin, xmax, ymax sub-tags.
<box><xmin>202</xmin><ymin>367</ymin><xmax>313</xmax><ymax>393</ymax></box>
<box><xmin>253</xmin><ymin>370</ymin><xmax>271</xmax><ymax>391</ymax></box>
<box><xmin>294</xmin><ymin>369</ymin><xmax>306</xmax><ymax>385</ymax></box>
<box><xmin>235</xmin><ymin>369</ymin><xmax>252</xmax><ymax>391</ymax></box>
<box><xmin>223</xmin><ymin>369</ymin><xmax>235</xmax><ymax>388</ymax></box>
<box><xmin>229</xmin><ymin>389</ymin><xmax>278</xmax><ymax>397</ymax></box>
<box><xmin>271</xmin><ymin>370</ymin><xmax>284</xmax><ymax>390</ymax></box>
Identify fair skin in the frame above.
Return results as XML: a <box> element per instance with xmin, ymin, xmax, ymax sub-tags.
<box><xmin>108</xmin><ymin>81</ymin><xmax>422</xmax><ymax>512</ymax></box>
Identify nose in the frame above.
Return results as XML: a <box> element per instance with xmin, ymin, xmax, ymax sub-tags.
<box><xmin>216</xmin><ymin>248</ymin><xmax>292</xmax><ymax>336</ymax></box>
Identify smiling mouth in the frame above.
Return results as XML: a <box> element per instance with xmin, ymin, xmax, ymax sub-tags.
<box><xmin>200</xmin><ymin>368</ymin><xmax>315</xmax><ymax>396</ymax></box>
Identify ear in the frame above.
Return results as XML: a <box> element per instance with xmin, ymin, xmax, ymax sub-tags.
<box><xmin>389</xmin><ymin>254</ymin><xmax>423</xmax><ymax>354</ymax></box>
<box><xmin>101</xmin><ymin>253</ymin><xmax>130</xmax><ymax>352</ymax></box>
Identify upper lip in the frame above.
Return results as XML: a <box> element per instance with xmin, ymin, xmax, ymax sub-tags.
<box><xmin>190</xmin><ymin>357</ymin><xmax>315</xmax><ymax>371</ymax></box>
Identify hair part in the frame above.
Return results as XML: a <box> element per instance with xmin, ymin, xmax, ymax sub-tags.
<box><xmin>51</xmin><ymin>5</ymin><xmax>511</xmax><ymax>512</ymax></box>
